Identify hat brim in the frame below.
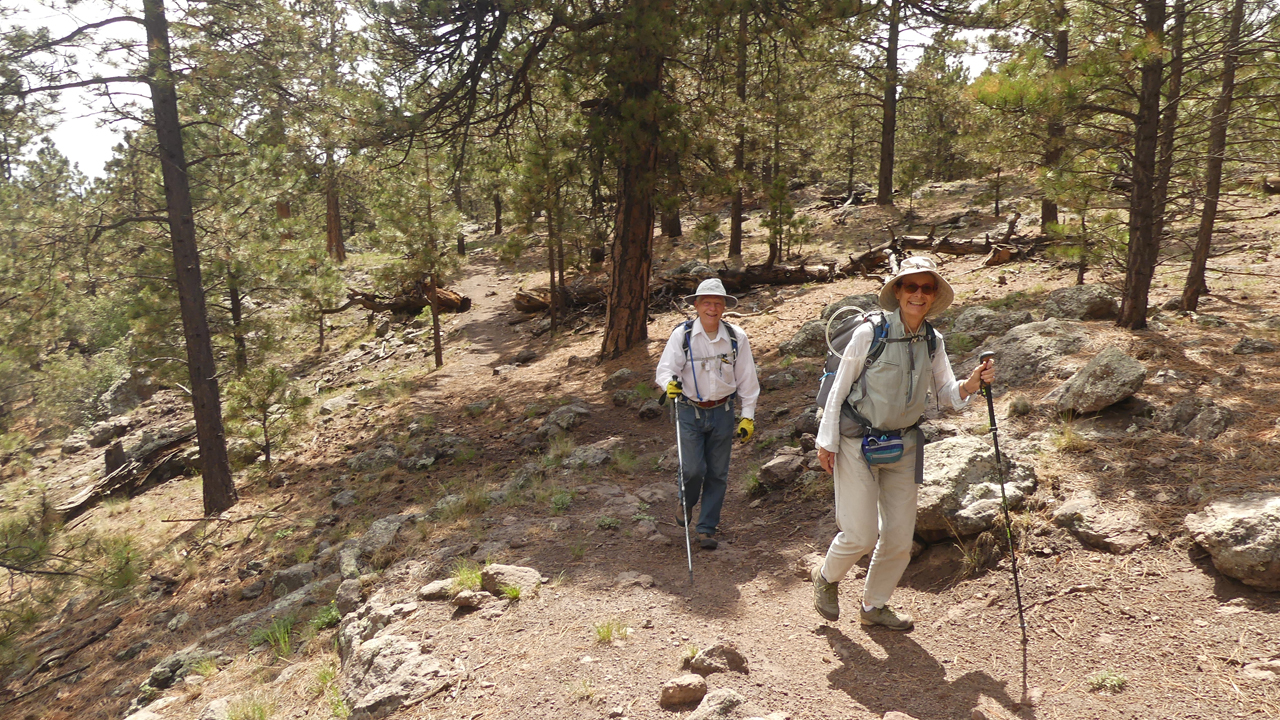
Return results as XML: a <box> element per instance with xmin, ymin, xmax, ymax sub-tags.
<box><xmin>684</xmin><ymin>293</ymin><xmax>739</xmax><ymax>308</ymax></box>
<box><xmin>879</xmin><ymin>270</ymin><xmax>954</xmax><ymax>317</ymax></box>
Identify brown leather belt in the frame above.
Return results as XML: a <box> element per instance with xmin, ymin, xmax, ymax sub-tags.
<box><xmin>688</xmin><ymin>397</ymin><xmax>730</xmax><ymax>409</ymax></box>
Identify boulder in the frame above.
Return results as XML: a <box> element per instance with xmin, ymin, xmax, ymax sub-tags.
<box><xmin>1232</xmin><ymin>337</ymin><xmax>1277</xmax><ymax>355</ymax></box>
<box><xmin>61</xmin><ymin>435</ymin><xmax>89</xmax><ymax>455</ymax></box>
<box><xmin>974</xmin><ymin>320</ymin><xmax>1088</xmax><ymax>388</ymax></box>
<box><xmin>270</xmin><ymin>562</ymin><xmax>316</xmax><ymax>598</ymax></box>
<box><xmin>417</xmin><ymin>579</ymin><xmax>454</xmax><ymax>601</ymax></box>
<box><xmin>536</xmin><ymin>402</ymin><xmax>591</xmax><ymax>441</ymax></box>
<box><xmin>690</xmin><ymin>642</ymin><xmax>749</xmax><ymax>675</ymax></box>
<box><xmin>639</xmin><ymin>399</ymin><xmax>663</xmax><ymax>419</ymax></box>
<box><xmin>347</xmin><ymin>444</ymin><xmax>399</xmax><ymax>471</ymax></box>
<box><xmin>1052</xmin><ymin>492</ymin><xmax>1157</xmax><ymax>554</ymax></box>
<box><xmin>1157</xmin><ymin>397</ymin><xmax>1233</xmax><ymax>441</ymax></box>
<box><xmin>359</xmin><ymin>515</ymin><xmax>412</xmax><ymax>558</ymax></box>
<box><xmin>779</xmin><ymin>320</ymin><xmax>829</xmax><ymax>358</ymax></box>
<box><xmin>688</xmin><ymin>688</ymin><xmax>747</xmax><ymax>720</ymax></box>
<box><xmin>320</xmin><ymin>394</ymin><xmax>355</xmax><ymax>416</ymax></box>
<box><xmin>146</xmin><ymin>648</ymin><xmax>232</xmax><ymax>690</ymax></box>
<box><xmin>563</xmin><ymin>437</ymin><xmax>622</xmax><ymax>469</ymax></box>
<box><xmin>336</xmin><ymin>579</ymin><xmax>364</xmax><ymax>616</ymax></box>
<box><xmin>602</xmin><ymin>368</ymin><xmax>637</xmax><ymax>392</ymax></box>
<box><xmin>759</xmin><ymin>455</ymin><xmax>806</xmax><ymax>486</ymax></box>
<box><xmin>660</xmin><ymin>674</ymin><xmax>707</xmax><ymax>707</ymax></box>
<box><xmin>480</xmin><ymin>564</ymin><xmax>542</xmax><ymax>596</ymax></box>
<box><xmin>1185</xmin><ymin>493</ymin><xmax>1280</xmax><ymax>591</ymax></box>
<box><xmin>951</xmin><ymin>307</ymin><xmax>1034</xmax><ymax>342</ymax></box>
<box><xmin>1042</xmin><ymin>284</ymin><xmax>1118</xmax><ymax>320</ymax></box>
<box><xmin>794</xmin><ymin>406</ymin><xmax>820</xmax><ymax>436</ymax></box>
<box><xmin>1047</xmin><ymin>346</ymin><xmax>1146</xmax><ymax>415</ymax></box>
<box><xmin>101</xmin><ymin>369</ymin><xmax>157</xmax><ymax>417</ymax></box>
<box><xmin>821</xmin><ymin>294</ymin><xmax>881</xmax><ymax>321</ymax></box>
<box><xmin>89</xmin><ymin>417</ymin><xmax>133</xmax><ymax>448</ymax></box>
<box><xmin>915</xmin><ymin>436</ymin><xmax>1037</xmax><ymax>540</ymax></box>
<box><xmin>343</xmin><ymin>634</ymin><xmax>456</xmax><ymax>720</ymax></box>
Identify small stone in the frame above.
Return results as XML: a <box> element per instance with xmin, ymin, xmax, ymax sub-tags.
<box><xmin>659</xmin><ymin>674</ymin><xmax>707</xmax><ymax>707</ymax></box>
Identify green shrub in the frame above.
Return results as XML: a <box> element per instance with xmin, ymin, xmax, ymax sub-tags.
<box><xmin>550</xmin><ymin>491</ymin><xmax>573</xmax><ymax>514</ymax></box>
<box><xmin>1087</xmin><ymin>669</ymin><xmax>1127</xmax><ymax>693</ymax></box>
<box><xmin>596</xmin><ymin>516</ymin><xmax>620</xmax><ymax>530</ymax></box>
<box><xmin>249</xmin><ymin>615</ymin><xmax>297</xmax><ymax>659</ymax></box>
<box><xmin>311</xmin><ymin>603</ymin><xmax>341</xmax><ymax>631</ymax></box>
<box><xmin>451</xmin><ymin>559</ymin><xmax>483</xmax><ymax>592</ymax></box>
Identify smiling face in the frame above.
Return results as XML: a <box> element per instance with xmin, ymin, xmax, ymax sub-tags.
<box><xmin>693</xmin><ymin>295</ymin><xmax>726</xmax><ymax>333</ymax></box>
<box><xmin>893</xmin><ymin>272</ymin><xmax>938</xmax><ymax>331</ymax></box>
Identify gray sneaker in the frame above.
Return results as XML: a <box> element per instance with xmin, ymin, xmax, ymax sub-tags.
<box><xmin>859</xmin><ymin>604</ymin><xmax>913</xmax><ymax>630</ymax></box>
<box><xmin>811</xmin><ymin>566</ymin><xmax>839</xmax><ymax>621</ymax></box>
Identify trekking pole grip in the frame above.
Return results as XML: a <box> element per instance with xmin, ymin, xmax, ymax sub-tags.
<box><xmin>978</xmin><ymin>351</ymin><xmax>997</xmax><ymax>429</ymax></box>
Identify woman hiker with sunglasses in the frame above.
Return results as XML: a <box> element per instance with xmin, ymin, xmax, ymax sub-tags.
<box><xmin>811</xmin><ymin>257</ymin><xmax>994</xmax><ymax>629</ymax></box>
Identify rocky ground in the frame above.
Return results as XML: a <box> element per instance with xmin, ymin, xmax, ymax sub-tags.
<box><xmin>3</xmin><ymin>179</ymin><xmax>1280</xmax><ymax>720</ymax></box>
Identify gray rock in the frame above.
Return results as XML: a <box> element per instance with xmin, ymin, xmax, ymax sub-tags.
<box><xmin>61</xmin><ymin>435</ymin><xmax>89</xmax><ymax>455</ymax></box>
<box><xmin>762</xmin><ymin>372</ymin><xmax>798</xmax><ymax>391</ymax></box>
<box><xmin>464</xmin><ymin>400</ymin><xmax>491</xmax><ymax>416</ymax></box>
<box><xmin>167</xmin><ymin>612</ymin><xmax>191</xmax><ymax>632</ymax></box>
<box><xmin>320</xmin><ymin>394</ymin><xmax>355</xmax><ymax>416</ymax></box>
<box><xmin>1232</xmin><ymin>337</ymin><xmax>1276</xmax><ymax>355</ymax></box>
<box><xmin>417</xmin><ymin>579</ymin><xmax>454</xmax><ymax>601</ymax></box>
<box><xmin>779</xmin><ymin>320</ymin><xmax>829</xmax><ymax>358</ymax></box>
<box><xmin>602</xmin><ymin>368</ymin><xmax>637</xmax><ymax>392</ymax></box>
<box><xmin>347</xmin><ymin>444</ymin><xmax>399</xmax><ymax>471</ymax></box>
<box><xmin>563</xmin><ymin>436</ymin><xmax>623</xmax><ymax>469</ymax></box>
<box><xmin>1158</xmin><ymin>397</ymin><xmax>1233</xmax><ymax>440</ymax></box>
<box><xmin>196</xmin><ymin>697</ymin><xmax>231</xmax><ymax>720</ymax></box>
<box><xmin>358</xmin><ymin>514</ymin><xmax>411</xmax><ymax>557</ymax></box>
<box><xmin>915</xmin><ymin>436</ymin><xmax>1036</xmax><ymax>540</ymax></box>
<box><xmin>639</xmin><ymin>399</ymin><xmax>663</xmax><ymax>419</ymax></box>
<box><xmin>450</xmin><ymin>590</ymin><xmax>494</xmax><ymax>608</ymax></box>
<box><xmin>821</xmin><ymin>294</ymin><xmax>880</xmax><ymax>321</ymax></box>
<box><xmin>660</xmin><ymin>674</ymin><xmax>708</xmax><ymax>707</ymax></box>
<box><xmin>332</xmin><ymin>490</ymin><xmax>357</xmax><ymax>509</ymax></box>
<box><xmin>515</xmin><ymin>348</ymin><xmax>537</xmax><ymax>364</ymax></box>
<box><xmin>536</xmin><ymin>402</ymin><xmax>591</xmax><ymax>441</ymax></box>
<box><xmin>1185</xmin><ymin>493</ymin><xmax>1280</xmax><ymax>591</ymax></box>
<box><xmin>1052</xmin><ymin>492</ymin><xmax>1157</xmax><ymax>554</ymax></box>
<box><xmin>759</xmin><ymin>456</ymin><xmax>805</xmax><ymax>486</ymax></box>
<box><xmin>339</xmin><ymin>541</ymin><xmax>362</xmax><ymax>579</ymax></box>
<box><xmin>271</xmin><ymin>562</ymin><xmax>316</xmax><ymax>598</ymax></box>
<box><xmin>480</xmin><ymin>564</ymin><xmax>542</xmax><ymax>596</ymax></box>
<box><xmin>343</xmin><ymin>634</ymin><xmax>456</xmax><ymax>720</ymax></box>
<box><xmin>974</xmin><ymin>319</ymin><xmax>1088</xmax><ymax>388</ymax></box>
<box><xmin>658</xmin><ymin>445</ymin><xmax>680</xmax><ymax>471</ymax></box>
<box><xmin>89</xmin><ymin>417</ymin><xmax>132</xmax><ymax>448</ymax></box>
<box><xmin>115</xmin><ymin>639</ymin><xmax>154</xmax><ymax>662</ymax></box>
<box><xmin>794</xmin><ymin>406</ymin><xmax>820</xmax><ymax>436</ymax></box>
<box><xmin>239</xmin><ymin>579</ymin><xmax>266</xmax><ymax>600</ymax></box>
<box><xmin>690</xmin><ymin>642</ymin><xmax>749</xmax><ymax>675</ymax></box>
<box><xmin>1196</xmin><ymin>314</ymin><xmax>1228</xmax><ymax>327</ymax></box>
<box><xmin>1047</xmin><ymin>346</ymin><xmax>1146</xmax><ymax>415</ymax></box>
<box><xmin>1042</xmin><ymin>284</ymin><xmax>1118</xmax><ymax>320</ymax></box>
<box><xmin>101</xmin><ymin>369</ymin><xmax>157</xmax><ymax>417</ymax></box>
<box><xmin>951</xmin><ymin>307</ymin><xmax>1034</xmax><ymax>342</ymax></box>
<box><xmin>337</xmin><ymin>579</ymin><xmax>364</xmax><ymax>616</ymax></box>
<box><xmin>688</xmin><ymin>688</ymin><xmax>747</xmax><ymax>720</ymax></box>
<box><xmin>147</xmin><ymin>648</ymin><xmax>231</xmax><ymax>690</ymax></box>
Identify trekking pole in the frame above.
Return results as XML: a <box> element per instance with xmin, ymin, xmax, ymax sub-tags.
<box><xmin>660</xmin><ymin>392</ymin><xmax>695</xmax><ymax>587</ymax></box>
<box><xmin>978</xmin><ymin>351</ymin><xmax>1030</xmax><ymax>707</ymax></box>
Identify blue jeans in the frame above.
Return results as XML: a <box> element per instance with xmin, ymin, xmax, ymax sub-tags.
<box><xmin>676</xmin><ymin>400</ymin><xmax>735</xmax><ymax>535</ymax></box>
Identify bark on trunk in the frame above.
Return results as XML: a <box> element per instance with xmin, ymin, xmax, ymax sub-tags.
<box><xmin>1152</xmin><ymin>0</ymin><xmax>1185</xmax><ymax>250</ymax></box>
<box><xmin>1117</xmin><ymin>0</ymin><xmax>1166</xmax><ymax>330</ymax></box>
<box><xmin>228</xmin><ymin>275</ymin><xmax>247</xmax><ymax>376</ymax></box>
<box><xmin>875</xmin><ymin>0</ymin><xmax>901</xmax><ymax>206</ymax></box>
<box><xmin>1182</xmin><ymin>0</ymin><xmax>1246</xmax><ymax>311</ymax></box>
<box><xmin>1041</xmin><ymin>5</ymin><xmax>1068</xmax><ymax>232</ymax></box>
<box><xmin>493</xmin><ymin>193</ymin><xmax>503</xmax><ymax>235</ymax></box>
<box><xmin>601</xmin><ymin>4</ymin><xmax>662</xmax><ymax>360</ymax></box>
<box><xmin>325</xmin><ymin>155</ymin><xmax>346</xmax><ymax>262</ymax></box>
<box><xmin>728</xmin><ymin>8</ymin><xmax>748</xmax><ymax>260</ymax></box>
<box><xmin>143</xmin><ymin>0</ymin><xmax>236</xmax><ymax>517</ymax></box>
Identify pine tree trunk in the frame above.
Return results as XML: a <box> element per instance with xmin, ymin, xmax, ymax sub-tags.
<box><xmin>601</xmin><ymin>4</ymin><xmax>663</xmax><ymax>360</ymax></box>
<box><xmin>1041</xmin><ymin>6</ymin><xmax>1068</xmax><ymax>232</ymax></box>
<box><xmin>875</xmin><ymin>0</ymin><xmax>901</xmax><ymax>206</ymax></box>
<box><xmin>1183</xmin><ymin>0</ymin><xmax>1245</xmax><ymax>312</ymax></box>
<box><xmin>493</xmin><ymin>193</ymin><xmax>503</xmax><ymax>235</ymax></box>
<box><xmin>729</xmin><ymin>8</ymin><xmax>748</xmax><ymax>260</ymax></box>
<box><xmin>143</xmin><ymin>0</ymin><xmax>237</xmax><ymax>516</ymax></box>
<box><xmin>228</xmin><ymin>275</ymin><xmax>248</xmax><ymax>376</ymax></box>
<box><xmin>1152</xmin><ymin>0</ymin><xmax>1186</xmax><ymax>249</ymax></box>
<box><xmin>1117</xmin><ymin>0</ymin><xmax>1166</xmax><ymax>330</ymax></box>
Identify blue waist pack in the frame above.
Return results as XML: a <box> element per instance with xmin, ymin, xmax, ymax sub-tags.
<box><xmin>861</xmin><ymin>431</ymin><xmax>905</xmax><ymax>465</ymax></box>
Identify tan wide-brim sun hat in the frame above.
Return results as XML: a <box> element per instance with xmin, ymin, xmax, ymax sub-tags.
<box><xmin>683</xmin><ymin>278</ymin><xmax>739</xmax><ymax>308</ymax></box>
<box><xmin>878</xmin><ymin>256</ymin><xmax>954</xmax><ymax>317</ymax></box>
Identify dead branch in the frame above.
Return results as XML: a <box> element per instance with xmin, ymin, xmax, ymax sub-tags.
<box><xmin>21</xmin><ymin>617</ymin><xmax>121</xmax><ymax>685</ymax></box>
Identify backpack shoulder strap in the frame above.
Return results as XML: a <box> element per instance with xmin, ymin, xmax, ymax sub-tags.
<box><xmin>864</xmin><ymin>312</ymin><xmax>891</xmax><ymax>366</ymax></box>
<box><xmin>680</xmin><ymin>319</ymin><xmax>695</xmax><ymax>358</ymax></box>
<box><xmin>723</xmin><ymin>322</ymin><xmax>741</xmax><ymax>361</ymax></box>
<box><xmin>925</xmin><ymin>320</ymin><xmax>938</xmax><ymax>359</ymax></box>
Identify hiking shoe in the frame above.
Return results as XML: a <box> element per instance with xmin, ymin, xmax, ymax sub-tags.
<box><xmin>811</xmin><ymin>566</ymin><xmax>840</xmax><ymax>621</ymax></box>
<box><xmin>698</xmin><ymin>532</ymin><xmax>718</xmax><ymax>550</ymax></box>
<box><xmin>859</xmin><ymin>604</ymin><xmax>913</xmax><ymax>630</ymax></box>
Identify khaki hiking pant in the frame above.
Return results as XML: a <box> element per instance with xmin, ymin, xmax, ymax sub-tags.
<box><xmin>820</xmin><ymin>432</ymin><xmax>918</xmax><ymax>610</ymax></box>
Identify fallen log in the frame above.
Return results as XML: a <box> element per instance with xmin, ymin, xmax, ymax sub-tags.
<box><xmin>55</xmin><ymin>430</ymin><xmax>197</xmax><ymax>521</ymax></box>
<box><xmin>323</xmin><ymin>277</ymin><xmax>472</xmax><ymax>317</ymax></box>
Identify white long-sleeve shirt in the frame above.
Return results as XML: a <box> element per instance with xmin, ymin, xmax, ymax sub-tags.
<box><xmin>655</xmin><ymin>319</ymin><xmax>760</xmax><ymax>420</ymax></box>
<box><xmin>816</xmin><ymin>321</ymin><xmax>970</xmax><ymax>453</ymax></box>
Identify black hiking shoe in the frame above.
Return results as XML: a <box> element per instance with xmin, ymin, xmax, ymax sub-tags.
<box><xmin>698</xmin><ymin>532</ymin><xmax>718</xmax><ymax>550</ymax></box>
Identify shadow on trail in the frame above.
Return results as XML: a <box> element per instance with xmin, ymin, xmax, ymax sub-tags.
<box><xmin>818</xmin><ymin>625</ymin><xmax>1029</xmax><ymax>719</ymax></box>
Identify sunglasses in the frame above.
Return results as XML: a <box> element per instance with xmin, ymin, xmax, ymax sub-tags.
<box><xmin>898</xmin><ymin>281</ymin><xmax>937</xmax><ymax>295</ymax></box>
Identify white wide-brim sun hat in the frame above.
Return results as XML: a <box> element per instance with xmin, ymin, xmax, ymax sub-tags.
<box><xmin>877</xmin><ymin>256</ymin><xmax>954</xmax><ymax>317</ymax></box>
<box><xmin>683</xmin><ymin>278</ymin><xmax>739</xmax><ymax>308</ymax></box>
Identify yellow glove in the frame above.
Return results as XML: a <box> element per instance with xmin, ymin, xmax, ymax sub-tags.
<box><xmin>665</xmin><ymin>379</ymin><xmax>683</xmax><ymax>400</ymax></box>
<box><xmin>735</xmin><ymin>417</ymin><xmax>754</xmax><ymax>443</ymax></box>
